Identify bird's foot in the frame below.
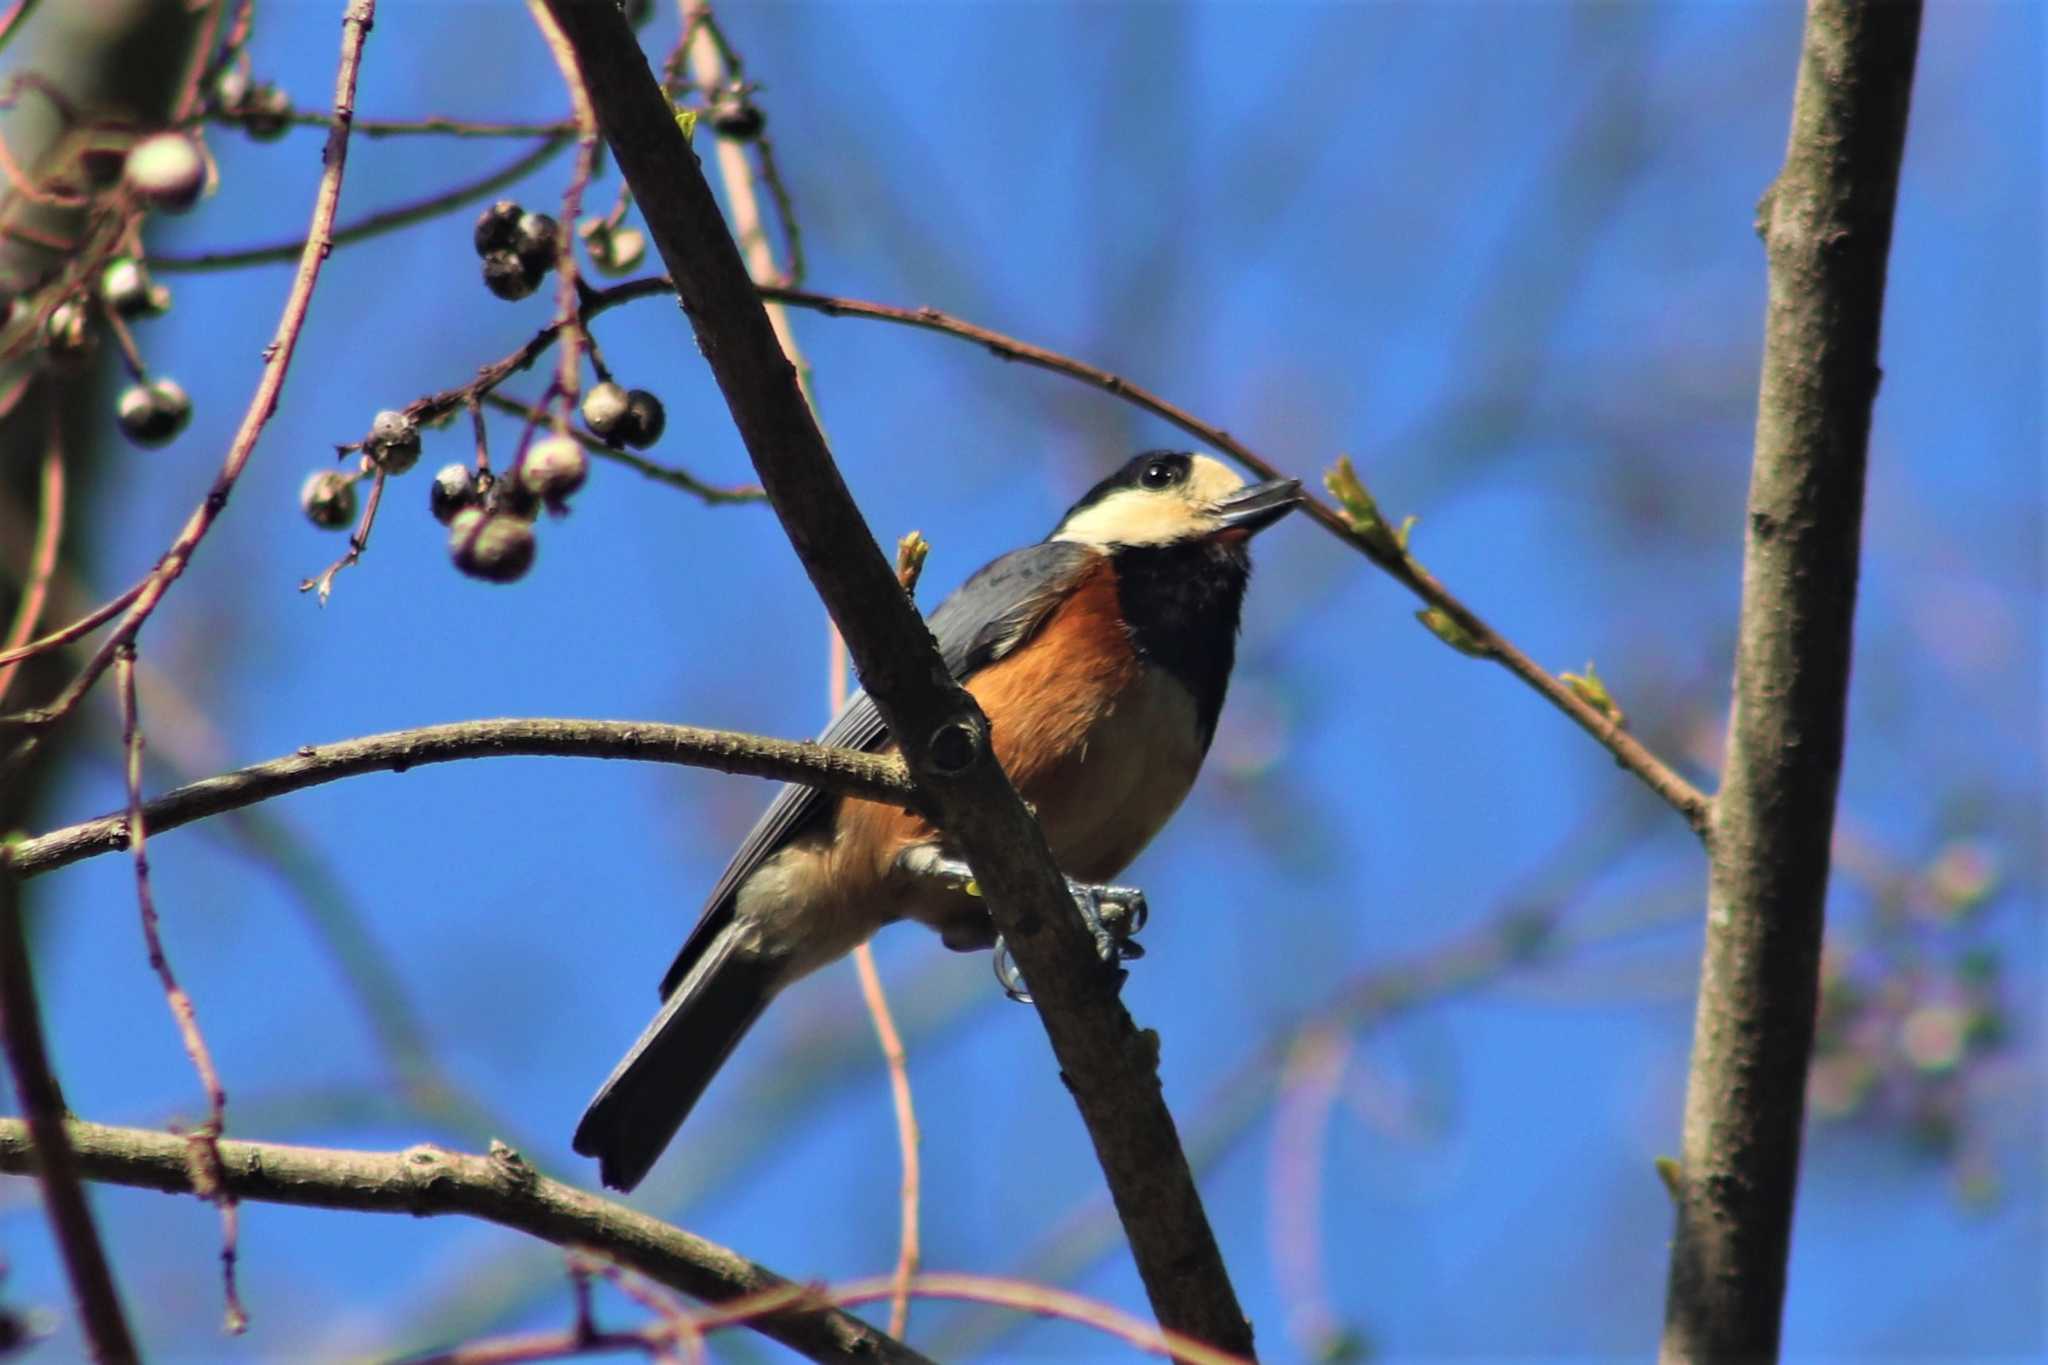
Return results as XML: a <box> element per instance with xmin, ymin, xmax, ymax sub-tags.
<box><xmin>992</xmin><ymin>877</ymin><xmax>1148</xmax><ymax>1004</ymax></box>
<box><xmin>894</xmin><ymin>846</ymin><xmax>1147</xmax><ymax>1003</ymax></box>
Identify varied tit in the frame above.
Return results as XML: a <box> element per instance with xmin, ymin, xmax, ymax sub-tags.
<box><xmin>575</xmin><ymin>451</ymin><xmax>1303</xmax><ymax>1190</ymax></box>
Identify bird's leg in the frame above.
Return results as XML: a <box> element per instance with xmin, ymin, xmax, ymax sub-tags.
<box><xmin>894</xmin><ymin>845</ymin><xmax>1147</xmax><ymax>1004</ymax></box>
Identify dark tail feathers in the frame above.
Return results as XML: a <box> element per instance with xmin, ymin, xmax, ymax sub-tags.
<box><xmin>573</xmin><ymin>928</ymin><xmax>776</xmax><ymax>1191</ymax></box>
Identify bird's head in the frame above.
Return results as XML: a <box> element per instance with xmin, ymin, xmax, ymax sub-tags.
<box><xmin>1050</xmin><ymin>451</ymin><xmax>1302</xmax><ymax>550</ymax></box>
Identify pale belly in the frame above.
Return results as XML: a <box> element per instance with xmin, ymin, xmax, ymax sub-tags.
<box><xmin>731</xmin><ymin>666</ymin><xmax>1209</xmax><ymax>967</ymax></box>
<box><xmin>1031</xmin><ymin>665</ymin><xmax>1206</xmax><ymax>883</ymax></box>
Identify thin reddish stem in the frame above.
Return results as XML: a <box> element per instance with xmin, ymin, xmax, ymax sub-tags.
<box><xmin>116</xmin><ymin>646</ymin><xmax>245</xmax><ymax>1331</ymax></box>
<box><xmin>0</xmin><ymin>405</ymin><xmax>64</xmax><ymax>706</ymax></box>
<box><xmin>0</xmin><ymin>0</ymin><xmax>378</xmax><ymax>736</ymax></box>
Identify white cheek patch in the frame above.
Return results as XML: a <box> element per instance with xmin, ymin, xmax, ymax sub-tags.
<box><xmin>1053</xmin><ymin>455</ymin><xmax>1249</xmax><ymax>548</ymax></box>
<box><xmin>1182</xmin><ymin>454</ymin><xmax>1247</xmax><ymax>506</ymax></box>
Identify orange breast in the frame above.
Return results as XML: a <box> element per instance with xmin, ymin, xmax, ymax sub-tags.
<box><xmin>829</xmin><ymin>557</ymin><xmax>1203</xmax><ymax>915</ymax></box>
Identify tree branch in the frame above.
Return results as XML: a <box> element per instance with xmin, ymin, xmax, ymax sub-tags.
<box><xmin>3</xmin><ymin>718</ymin><xmax>914</xmax><ymax>882</ymax></box>
<box><xmin>537</xmin><ymin>4</ymin><xmax>1252</xmax><ymax>1356</ymax></box>
<box><xmin>0</xmin><ymin>897</ymin><xmax>139</xmax><ymax>1364</ymax></box>
<box><xmin>1660</xmin><ymin>2</ymin><xmax>1922</xmax><ymax>1360</ymax></box>
<box><xmin>758</xmin><ymin>285</ymin><xmax>1713</xmax><ymax>836</ymax></box>
<box><xmin>0</xmin><ymin>0</ymin><xmax>377</xmax><ymax>750</ymax></box>
<box><xmin>0</xmin><ymin>1118</ymin><xmax>929</xmax><ymax>1365</ymax></box>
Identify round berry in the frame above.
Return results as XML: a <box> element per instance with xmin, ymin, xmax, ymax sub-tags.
<box><xmin>116</xmin><ymin>378</ymin><xmax>191</xmax><ymax>448</ymax></box>
<box><xmin>213</xmin><ymin>66</ymin><xmax>252</xmax><ymax>113</ymax></box>
<box><xmin>364</xmin><ymin>409</ymin><xmax>422</xmax><ymax>474</ymax></box>
<box><xmin>450</xmin><ymin>509</ymin><xmax>537</xmax><ymax>583</ymax></box>
<box><xmin>240</xmin><ymin>84</ymin><xmax>292</xmax><ymax>141</ymax></box>
<box><xmin>300</xmin><ymin>470</ymin><xmax>357</xmax><ymax>529</ymax></box>
<box><xmin>123</xmin><ymin>132</ymin><xmax>206</xmax><ymax>213</ymax></box>
<box><xmin>100</xmin><ymin>257</ymin><xmax>171</xmax><ymax>318</ymax></box>
<box><xmin>580</xmin><ymin>381</ymin><xmax>631</xmax><ymax>442</ymax></box>
<box><xmin>491</xmin><ymin>471</ymin><xmax>540</xmax><ymax>522</ymax></box>
<box><xmin>474</xmin><ymin>199</ymin><xmax>523</xmax><ymax>256</ymax></box>
<box><xmin>620</xmin><ymin>388</ymin><xmax>666</xmax><ymax>448</ymax></box>
<box><xmin>519</xmin><ymin>435</ymin><xmax>589</xmax><ymax>508</ymax></box>
<box><xmin>40</xmin><ymin>299</ymin><xmax>94</xmax><ymax>373</ymax></box>
<box><xmin>481</xmin><ymin>249</ymin><xmax>540</xmax><ymax>300</ymax></box>
<box><xmin>513</xmin><ymin>211</ymin><xmax>560</xmax><ymax>276</ymax></box>
<box><xmin>709</xmin><ymin>95</ymin><xmax>765</xmax><ymax>142</ymax></box>
<box><xmin>429</xmin><ymin>463</ymin><xmax>479</xmax><ymax>523</ymax></box>
<box><xmin>578</xmin><ymin>218</ymin><xmax>646</xmax><ymax>276</ymax></box>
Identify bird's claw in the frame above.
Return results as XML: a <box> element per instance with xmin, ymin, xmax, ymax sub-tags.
<box><xmin>991</xmin><ymin>878</ymin><xmax>1149</xmax><ymax>1005</ymax></box>
<box><xmin>1070</xmin><ymin>877</ymin><xmax>1148</xmax><ymax>965</ymax></box>
<box><xmin>993</xmin><ymin>937</ymin><xmax>1032</xmax><ymax>1003</ymax></box>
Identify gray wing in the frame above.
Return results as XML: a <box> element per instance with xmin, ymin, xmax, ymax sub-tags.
<box><xmin>656</xmin><ymin>541</ymin><xmax>1101</xmax><ymax>997</ymax></box>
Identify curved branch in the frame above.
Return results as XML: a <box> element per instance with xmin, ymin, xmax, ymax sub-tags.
<box><xmin>3</xmin><ymin>718</ymin><xmax>914</xmax><ymax>882</ymax></box>
<box><xmin>150</xmin><ymin>134</ymin><xmax>571</xmax><ymax>274</ymax></box>
<box><xmin>0</xmin><ymin>1118</ymin><xmax>929</xmax><ymax>1365</ymax></box>
<box><xmin>759</xmin><ymin>285</ymin><xmax>1713</xmax><ymax>835</ymax></box>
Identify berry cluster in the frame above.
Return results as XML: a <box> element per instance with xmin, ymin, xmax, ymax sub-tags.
<box><xmin>299</xmin><ymin>395</ymin><xmax>638</xmax><ymax>587</ymax></box>
<box><xmin>579</xmin><ymin>381</ymin><xmax>665</xmax><ymax>450</ymax></box>
<box><xmin>473</xmin><ymin>200</ymin><xmax>561</xmax><ymax>302</ymax></box>
<box><xmin>211</xmin><ymin>67</ymin><xmax>292</xmax><ymax>142</ymax></box>
<box><xmin>293</xmin><ymin>175</ymin><xmax>682</xmax><ymax>589</ymax></box>
<box><xmin>19</xmin><ymin>131</ymin><xmax>210</xmax><ymax>448</ymax></box>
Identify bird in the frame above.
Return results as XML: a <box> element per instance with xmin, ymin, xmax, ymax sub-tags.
<box><xmin>574</xmin><ymin>450</ymin><xmax>1302</xmax><ymax>1191</ymax></box>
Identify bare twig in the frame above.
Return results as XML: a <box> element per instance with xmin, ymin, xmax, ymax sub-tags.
<box><xmin>400</xmin><ymin>1323</ymin><xmax>670</xmax><ymax>1365</ymax></box>
<box><xmin>1660</xmin><ymin>2</ymin><xmax>1923</xmax><ymax>1360</ymax></box>
<box><xmin>406</xmin><ymin>276</ymin><xmax>669</xmax><ymax>429</ymax></box>
<box><xmin>0</xmin><ymin>889</ymin><xmax>138</xmax><ymax>1365</ymax></box>
<box><xmin>809</xmin><ymin>1273</ymin><xmax>1249</xmax><ymax>1365</ymax></box>
<box><xmin>115</xmin><ymin>646</ymin><xmax>245</xmax><ymax>1332</ymax></box>
<box><xmin>526</xmin><ymin>0</ymin><xmax>600</xmax><ymax>413</ymax></box>
<box><xmin>685</xmin><ymin>5</ymin><xmax>816</xmax><ymax>403</ymax></box>
<box><xmin>692</xmin><ymin>7</ymin><xmax>923</xmax><ymax>1336</ymax></box>
<box><xmin>0</xmin><ymin>0</ymin><xmax>379</xmax><ymax>749</ymax></box>
<box><xmin>0</xmin><ymin>1119</ymin><xmax>930</xmax><ymax>1365</ymax></box>
<box><xmin>0</xmin><ymin>0</ymin><xmax>40</xmax><ymax>56</ymax></box>
<box><xmin>407</xmin><ymin>1267</ymin><xmax>1262</xmax><ymax>1365</ymax></box>
<box><xmin>0</xmin><ymin>125</ymin><xmax>84</xmax><ymax>207</ymax></box>
<box><xmin>864</xmin><ymin>532</ymin><xmax>932</xmax><ymax>1340</ymax></box>
<box><xmin>1266</xmin><ymin>1028</ymin><xmax>1352</xmax><ymax>1362</ymax></box>
<box><xmin>0</xmin><ymin>581</ymin><xmax>144</xmax><ymax>671</ymax></box>
<box><xmin>850</xmin><ymin>945</ymin><xmax>920</xmax><ymax>1339</ymax></box>
<box><xmin>299</xmin><ymin>465</ymin><xmax>385</xmax><ymax>603</ymax></box>
<box><xmin>207</xmin><ymin>109</ymin><xmax>579</xmax><ymax>139</ymax></box>
<box><xmin>937</xmin><ymin>806</ymin><xmax>1681</xmax><ymax>1359</ymax></box>
<box><xmin>481</xmin><ymin>392</ymin><xmax>763</xmax><ymax>503</ymax></box>
<box><xmin>538</xmin><ymin>6</ymin><xmax>1252</xmax><ymax>1355</ymax></box>
<box><xmin>150</xmin><ymin>132</ymin><xmax>566</xmax><ymax>273</ymax></box>
<box><xmin>0</xmin><ymin>408</ymin><xmax>62</xmax><ymax>706</ymax></box>
<box><xmin>3</xmin><ymin>717</ymin><xmax>915</xmax><ymax>882</ymax></box>
<box><xmin>757</xmin><ymin>284</ymin><xmax>1715</xmax><ymax>835</ymax></box>
<box><xmin>834</xmin><ymin>617</ymin><xmax>922</xmax><ymax>1343</ymax></box>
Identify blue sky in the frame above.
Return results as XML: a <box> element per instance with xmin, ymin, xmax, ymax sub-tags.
<box><xmin>5</xmin><ymin>1</ymin><xmax>2041</xmax><ymax>1360</ymax></box>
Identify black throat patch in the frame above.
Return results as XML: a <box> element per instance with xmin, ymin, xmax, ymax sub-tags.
<box><xmin>1108</xmin><ymin>539</ymin><xmax>1252</xmax><ymax>749</ymax></box>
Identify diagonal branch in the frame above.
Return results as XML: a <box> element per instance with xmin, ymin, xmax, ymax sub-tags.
<box><xmin>536</xmin><ymin>3</ymin><xmax>1253</xmax><ymax>1356</ymax></box>
<box><xmin>2</xmin><ymin>717</ymin><xmax>915</xmax><ymax>882</ymax></box>
<box><xmin>1660</xmin><ymin>2</ymin><xmax>1923</xmax><ymax>1360</ymax></box>
<box><xmin>0</xmin><ymin>1118</ymin><xmax>930</xmax><ymax>1365</ymax></box>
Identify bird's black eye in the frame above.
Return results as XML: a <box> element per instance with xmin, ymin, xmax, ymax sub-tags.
<box><xmin>1139</xmin><ymin>459</ymin><xmax>1184</xmax><ymax>490</ymax></box>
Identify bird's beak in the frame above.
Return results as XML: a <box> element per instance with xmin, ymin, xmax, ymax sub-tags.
<box><xmin>1212</xmin><ymin>477</ymin><xmax>1304</xmax><ymax>535</ymax></box>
